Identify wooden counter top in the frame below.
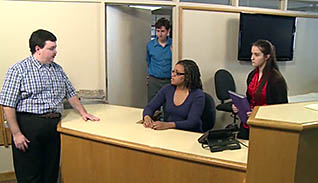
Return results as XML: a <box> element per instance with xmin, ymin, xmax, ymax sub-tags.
<box><xmin>248</xmin><ymin>101</ymin><xmax>318</xmax><ymax>131</ymax></box>
<box><xmin>59</xmin><ymin>104</ymin><xmax>248</xmax><ymax>170</ymax></box>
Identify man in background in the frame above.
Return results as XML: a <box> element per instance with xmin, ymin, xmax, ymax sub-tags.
<box><xmin>0</xmin><ymin>29</ymin><xmax>99</xmax><ymax>183</ymax></box>
<box><xmin>146</xmin><ymin>17</ymin><xmax>172</xmax><ymax>103</ymax></box>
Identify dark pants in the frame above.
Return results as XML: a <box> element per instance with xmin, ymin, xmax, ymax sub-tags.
<box><xmin>238</xmin><ymin>121</ymin><xmax>249</xmax><ymax>140</ymax></box>
<box><xmin>147</xmin><ymin>76</ymin><xmax>171</xmax><ymax>121</ymax></box>
<box><xmin>147</xmin><ymin>75</ymin><xmax>171</xmax><ymax>103</ymax></box>
<box><xmin>12</xmin><ymin>113</ymin><xmax>61</xmax><ymax>183</ymax></box>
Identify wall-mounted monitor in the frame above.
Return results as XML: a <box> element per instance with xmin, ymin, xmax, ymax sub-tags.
<box><xmin>238</xmin><ymin>13</ymin><xmax>296</xmax><ymax>61</ymax></box>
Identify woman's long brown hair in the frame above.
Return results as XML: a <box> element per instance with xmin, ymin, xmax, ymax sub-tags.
<box><xmin>253</xmin><ymin>40</ymin><xmax>281</xmax><ymax>100</ymax></box>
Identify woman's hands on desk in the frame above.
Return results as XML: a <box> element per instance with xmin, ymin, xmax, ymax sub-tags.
<box><xmin>151</xmin><ymin>121</ymin><xmax>176</xmax><ymax>130</ymax></box>
<box><xmin>143</xmin><ymin>115</ymin><xmax>153</xmax><ymax>128</ymax></box>
<box><xmin>143</xmin><ymin>115</ymin><xmax>176</xmax><ymax>130</ymax></box>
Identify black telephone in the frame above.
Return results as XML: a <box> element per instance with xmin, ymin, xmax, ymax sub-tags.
<box><xmin>198</xmin><ymin>127</ymin><xmax>241</xmax><ymax>152</ymax></box>
<box><xmin>198</xmin><ymin>128</ymin><xmax>234</xmax><ymax>144</ymax></box>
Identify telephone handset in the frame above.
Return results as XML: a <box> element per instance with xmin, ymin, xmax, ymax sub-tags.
<box><xmin>197</xmin><ymin>131</ymin><xmax>209</xmax><ymax>144</ymax></box>
<box><xmin>197</xmin><ymin>128</ymin><xmax>235</xmax><ymax>144</ymax></box>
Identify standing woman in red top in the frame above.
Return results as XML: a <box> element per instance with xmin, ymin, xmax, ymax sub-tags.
<box><xmin>233</xmin><ymin>40</ymin><xmax>288</xmax><ymax>139</ymax></box>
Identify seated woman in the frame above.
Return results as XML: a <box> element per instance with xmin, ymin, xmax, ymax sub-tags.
<box><xmin>143</xmin><ymin>59</ymin><xmax>205</xmax><ymax>132</ymax></box>
<box><xmin>233</xmin><ymin>40</ymin><xmax>288</xmax><ymax>139</ymax></box>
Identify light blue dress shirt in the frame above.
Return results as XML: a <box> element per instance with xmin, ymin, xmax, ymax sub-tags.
<box><xmin>146</xmin><ymin>37</ymin><xmax>172</xmax><ymax>79</ymax></box>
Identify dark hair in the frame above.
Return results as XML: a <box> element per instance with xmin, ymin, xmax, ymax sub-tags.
<box><xmin>252</xmin><ymin>40</ymin><xmax>286</xmax><ymax>99</ymax></box>
<box><xmin>176</xmin><ymin>59</ymin><xmax>203</xmax><ymax>90</ymax></box>
<box><xmin>29</xmin><ymin>29</ymin><xmax>57</xmax><ymax>54</ymax></box>
<box><xmin>155</xmin><ymin>18</ymin><xmax>171</xmax><ymax>30</ymax></box>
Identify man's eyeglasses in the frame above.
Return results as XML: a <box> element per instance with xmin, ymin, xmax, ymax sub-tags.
<box><xmin>171</xmin><ymin>70</ymin><xmax>185</xmax><ymax>76</ymax></box>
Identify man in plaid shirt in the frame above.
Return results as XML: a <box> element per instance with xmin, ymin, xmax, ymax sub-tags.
<box><xmin>0</xmin><ymin>29</ymin><xmax>99</xmax><ymax>183</ymax></box>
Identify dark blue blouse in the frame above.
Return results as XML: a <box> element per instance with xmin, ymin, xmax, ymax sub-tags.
<box><xmin>143</xmin><ymin>84</ymin><xmax>205</xmax><ymax>132</ymax></box>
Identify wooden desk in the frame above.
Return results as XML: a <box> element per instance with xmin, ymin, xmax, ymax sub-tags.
<box><xmin>246</xmin><ymin>101</ymin><xmax>318</xmax><ymax>183</ymax></box>
<box><xmin>0</xmin><ymin>106</ymin><xmax>11</xmax><ymax>147</ymax></box>
<box><xmin>57</xmin><ymin>104</ymin><xmax>248</xmax><ymax>183</ymax></box>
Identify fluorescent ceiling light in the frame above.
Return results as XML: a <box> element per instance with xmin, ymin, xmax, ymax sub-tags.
<box><xmin>129</xmin><ymin>5</ymin><xmax>162</xmax><ymax>11</ymax></box>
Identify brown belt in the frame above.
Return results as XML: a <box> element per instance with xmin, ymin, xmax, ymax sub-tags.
<box><xmin>39</xmin><ymin>113</ymin><xmax>61</xmax><ymax>119</ymax></box>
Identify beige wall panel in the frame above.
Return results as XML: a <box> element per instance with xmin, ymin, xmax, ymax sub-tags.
<box><xmin>281</xmin><ymin>17</ymin><xmax>318</xmax><ymax>95</ymax></box>
<box><xmin>0</xmin><ymin>146</ymin><xmax>14</xmax><ymax>173</ymax></box>
<box><xmin>182</xmin><ymin>10</ymin><xmax>251</xmax><ymax>128</ymax></box>
<box><xmin>0</xmin><ymin>0</ymin><xmax>104</xmax><ymax>90</ymax></box>
<box><xmin>182</xmin><ymin>10</ymin><xmax>251</xmax><ymax>96</ymax></box>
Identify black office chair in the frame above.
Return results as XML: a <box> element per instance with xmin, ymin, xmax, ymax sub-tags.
<box><xmin>214</xmin><ymin>69</ymin><xmax>238</xmax><ymax>129</ymax></box>
<box><xmin>201</xmin><ymin>92</ymin><xmax>216</xmax><ymax>132</ymax></box>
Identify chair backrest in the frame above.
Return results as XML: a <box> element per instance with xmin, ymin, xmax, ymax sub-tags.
<box><xmin>201</xmin><ymin>92</ymin><xmax>216</xmax><ymax>132</ymax></box>
<box><xmin>214</xmin><ymin>69</ymin><xmax>236</xmax><ymax>103</ymax></box>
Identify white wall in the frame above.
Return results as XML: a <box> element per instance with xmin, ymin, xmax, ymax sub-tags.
<box><xmin>182</xmin><ymin>9</ymin><xmax>318</xmax><ymax>128</ymax></box>
<box><xmin>282</xmin><ymin>17</ymin><xmax>318</xmax><ymax>94</ymax></box>
<box><xmin>0</xmin><ymin>0</ymin><xmax>105</xmax><ymax>90</ymax></box>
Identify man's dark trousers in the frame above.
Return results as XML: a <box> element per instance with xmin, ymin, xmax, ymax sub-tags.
<box><xmin>12</xmin><ymin>112</ymin><xmax>61</xmax><ymax>183</ymax></box>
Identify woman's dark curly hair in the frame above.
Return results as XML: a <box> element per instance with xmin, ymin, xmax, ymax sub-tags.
<box><xmin>176</xmin><ymin>59</ymin><xmax>203</xmax><ymax>90</ymax></box>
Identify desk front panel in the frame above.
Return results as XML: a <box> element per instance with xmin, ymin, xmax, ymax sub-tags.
<box><xmin>60</xmin><ymin>133</ymin><xmax>246</xmax><ymax>183</ymax></box>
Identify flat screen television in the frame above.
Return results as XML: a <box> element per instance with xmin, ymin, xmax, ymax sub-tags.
<box><xmin>238</xmin><ymin>13</ymin><xmax>296</xmax><ymax>61</ymax></box>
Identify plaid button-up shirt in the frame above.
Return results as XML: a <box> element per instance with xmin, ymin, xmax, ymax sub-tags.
<box><xmin>0</xmin><ymin>55</ymin><xmax>76</xmax><ymax>114</ymax></box>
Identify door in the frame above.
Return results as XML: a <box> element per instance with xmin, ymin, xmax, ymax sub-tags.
<box><xmin>106</xmin><ymin>5</ymin><xmax>151</xmax><ymax>108</ymax></box>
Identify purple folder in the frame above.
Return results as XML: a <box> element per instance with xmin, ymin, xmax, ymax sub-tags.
<box><xmin>228</xmin><ymin>90</ymin><xmax>251</xmax><ymax>123</ymax></box>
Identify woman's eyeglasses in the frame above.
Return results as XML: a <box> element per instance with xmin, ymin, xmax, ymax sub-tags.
<box><xmin>171</xmin><ymin>70</ymin><xmax>185</xmax><ymax>76</ymax></box>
